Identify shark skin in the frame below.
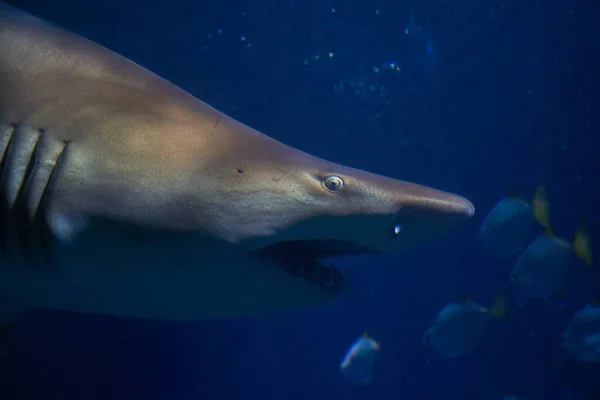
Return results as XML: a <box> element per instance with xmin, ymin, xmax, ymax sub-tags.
<box><xmin>0</xmin><ymin>3</ymin><xmax>475</xmax><ymax>322</ymax></box>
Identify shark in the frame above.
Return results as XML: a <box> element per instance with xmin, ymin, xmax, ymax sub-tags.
<box><xmin>0</xmin><ymin>3</ymin><xmax>475</xmax><ymax>323</ymax></box>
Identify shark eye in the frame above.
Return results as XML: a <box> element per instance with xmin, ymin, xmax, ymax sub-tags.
<box><xmin>324</xmin><ymin>175</ymin><xmax>344</xmax><ymax>192</ymax></box>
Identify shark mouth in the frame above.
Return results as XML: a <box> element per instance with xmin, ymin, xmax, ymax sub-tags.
<box><xmin>253</xmin><ymin>240</ymin><xmax>377</xmax><ymax>297</ymax></box>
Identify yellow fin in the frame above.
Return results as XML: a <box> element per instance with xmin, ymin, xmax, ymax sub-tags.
<box><xmin>532</xmin><ymin>185</ymin><xmax>550</xmax><ymax>228</ymax></box>
<box><xmin>573</xmin><ymin>223</ymin><xmax>592</xmax><ymax>266</ymax></box>
<box><xmin>490</xmin><ymin>292</ymin><xmax>508</xmax><ymax>320</ymax></box>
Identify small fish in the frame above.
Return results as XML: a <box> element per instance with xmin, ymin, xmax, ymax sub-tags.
<box><xmin>339</xmin><ymin>332</ymin><xmax>381</xmax><ymax>385</ymax></box>
<box><xmin>561</xmin><ymin>300</ymin><xmax>600</xmax><ymax>362</ymax></box>
<box><xmin>479</xmin><ymin>186</ymin><xmax>547</xmax><ymax>259</ymax></box>
<box><xmin>510</xmin><ymin>224</ymin><xmax>592</xmax><ymax>301</ymax></box>
<box><xmin>423</xmin><ymin>293</ymin><xmax>507</xmax><ymax>358</ymax></box>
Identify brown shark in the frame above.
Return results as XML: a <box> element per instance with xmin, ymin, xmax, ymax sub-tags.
<box><xmin>0</xmin><ymin>3</ymin><xmax>474</xmax><ymax>322</ymax></box>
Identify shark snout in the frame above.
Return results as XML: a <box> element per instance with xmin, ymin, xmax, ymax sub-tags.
<box><xmin>390</xmin><ymin>181</ymin><xmax>475</xmax><ymax>220</ymax></box>
<box><xmin>431</xmin><ymin>194</ymin><xmax>475</xmax><ymax>218</ymax></box>
<box><xmin>460</xmin><ymin>197</ymin><xmax>476</xmax><ymax>217</ymax></box>
<box><xmin>379</xmin><ymin>183</ymin><xmax>475</xmax><ymax>250</ymax></box>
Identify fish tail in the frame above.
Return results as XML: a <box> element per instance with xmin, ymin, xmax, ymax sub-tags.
<box><xmin>490</xmin><ymin>292</ymin><xmax>508</xmax><ymax>320</ymax></box>
<box><xmin>573</xmin><ymin>223</ymin><xmax>592</xmax><ymax>266</ymax></box>
<box><xmin>532</xmin><ymin>184</ymin><xmax>550</xmax><ymax>228</ymax></box>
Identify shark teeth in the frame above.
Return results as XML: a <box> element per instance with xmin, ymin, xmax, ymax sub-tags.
<box><xmin>275</xmin><ymin>256</ymin><xmax>345</xmax><ymax>296</ymax></box>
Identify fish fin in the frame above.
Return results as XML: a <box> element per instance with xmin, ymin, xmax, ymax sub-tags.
<box><xmin>362</xmin><ymin>331</ymin><xmax>369</xmax><ymax>338</ymax></box>
<box><xmin>573</xmin><ymin>223</ymin><xmax>592</xmax><ymax>266</ymax></box>
<box><xmin>490</xmin><ymin>292</ymin><xmax>508</xmax><ymax>320</ymax></box>
<box><xmin>532</xmin><ymin>184</ymin><xmax>550</xmax><ymax>228</ymax></box>
<box><xmin>591</xmin><ymin>298</ymin><xmax>600</xmax><ymax>307</ymax></box>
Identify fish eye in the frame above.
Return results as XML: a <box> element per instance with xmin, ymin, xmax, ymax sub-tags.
<box><xmin>323</xmin><ymin>175</ymin><xmax>344</xmax><ymax>192</ymax></box>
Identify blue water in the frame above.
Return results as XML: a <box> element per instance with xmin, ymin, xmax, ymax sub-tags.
<box><xmin>1</xmin><ymin>0</ymin><xmax>598</xmax><ymax>399</ymax></box>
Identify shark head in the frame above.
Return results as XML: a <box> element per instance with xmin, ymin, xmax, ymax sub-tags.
<box><xmin>0</xmin><ymin>3</ymin><xmax>475</xmax><ymax>320</ymax></box>
<box><xmin>209</xmin><ymin>139</ymin><xmax>475</xmax><ymax>253</ymax></box>
<box><xmin>176</xmin><ymin>119</ymin><xmax>475</xmax><ymax>303</ymax></box>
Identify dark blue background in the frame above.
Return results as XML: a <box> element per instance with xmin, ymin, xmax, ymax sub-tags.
<box><xmin>1</xmin><ymin>0</ymin><xmax>599</xmax><ymax>399</ymax></box>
